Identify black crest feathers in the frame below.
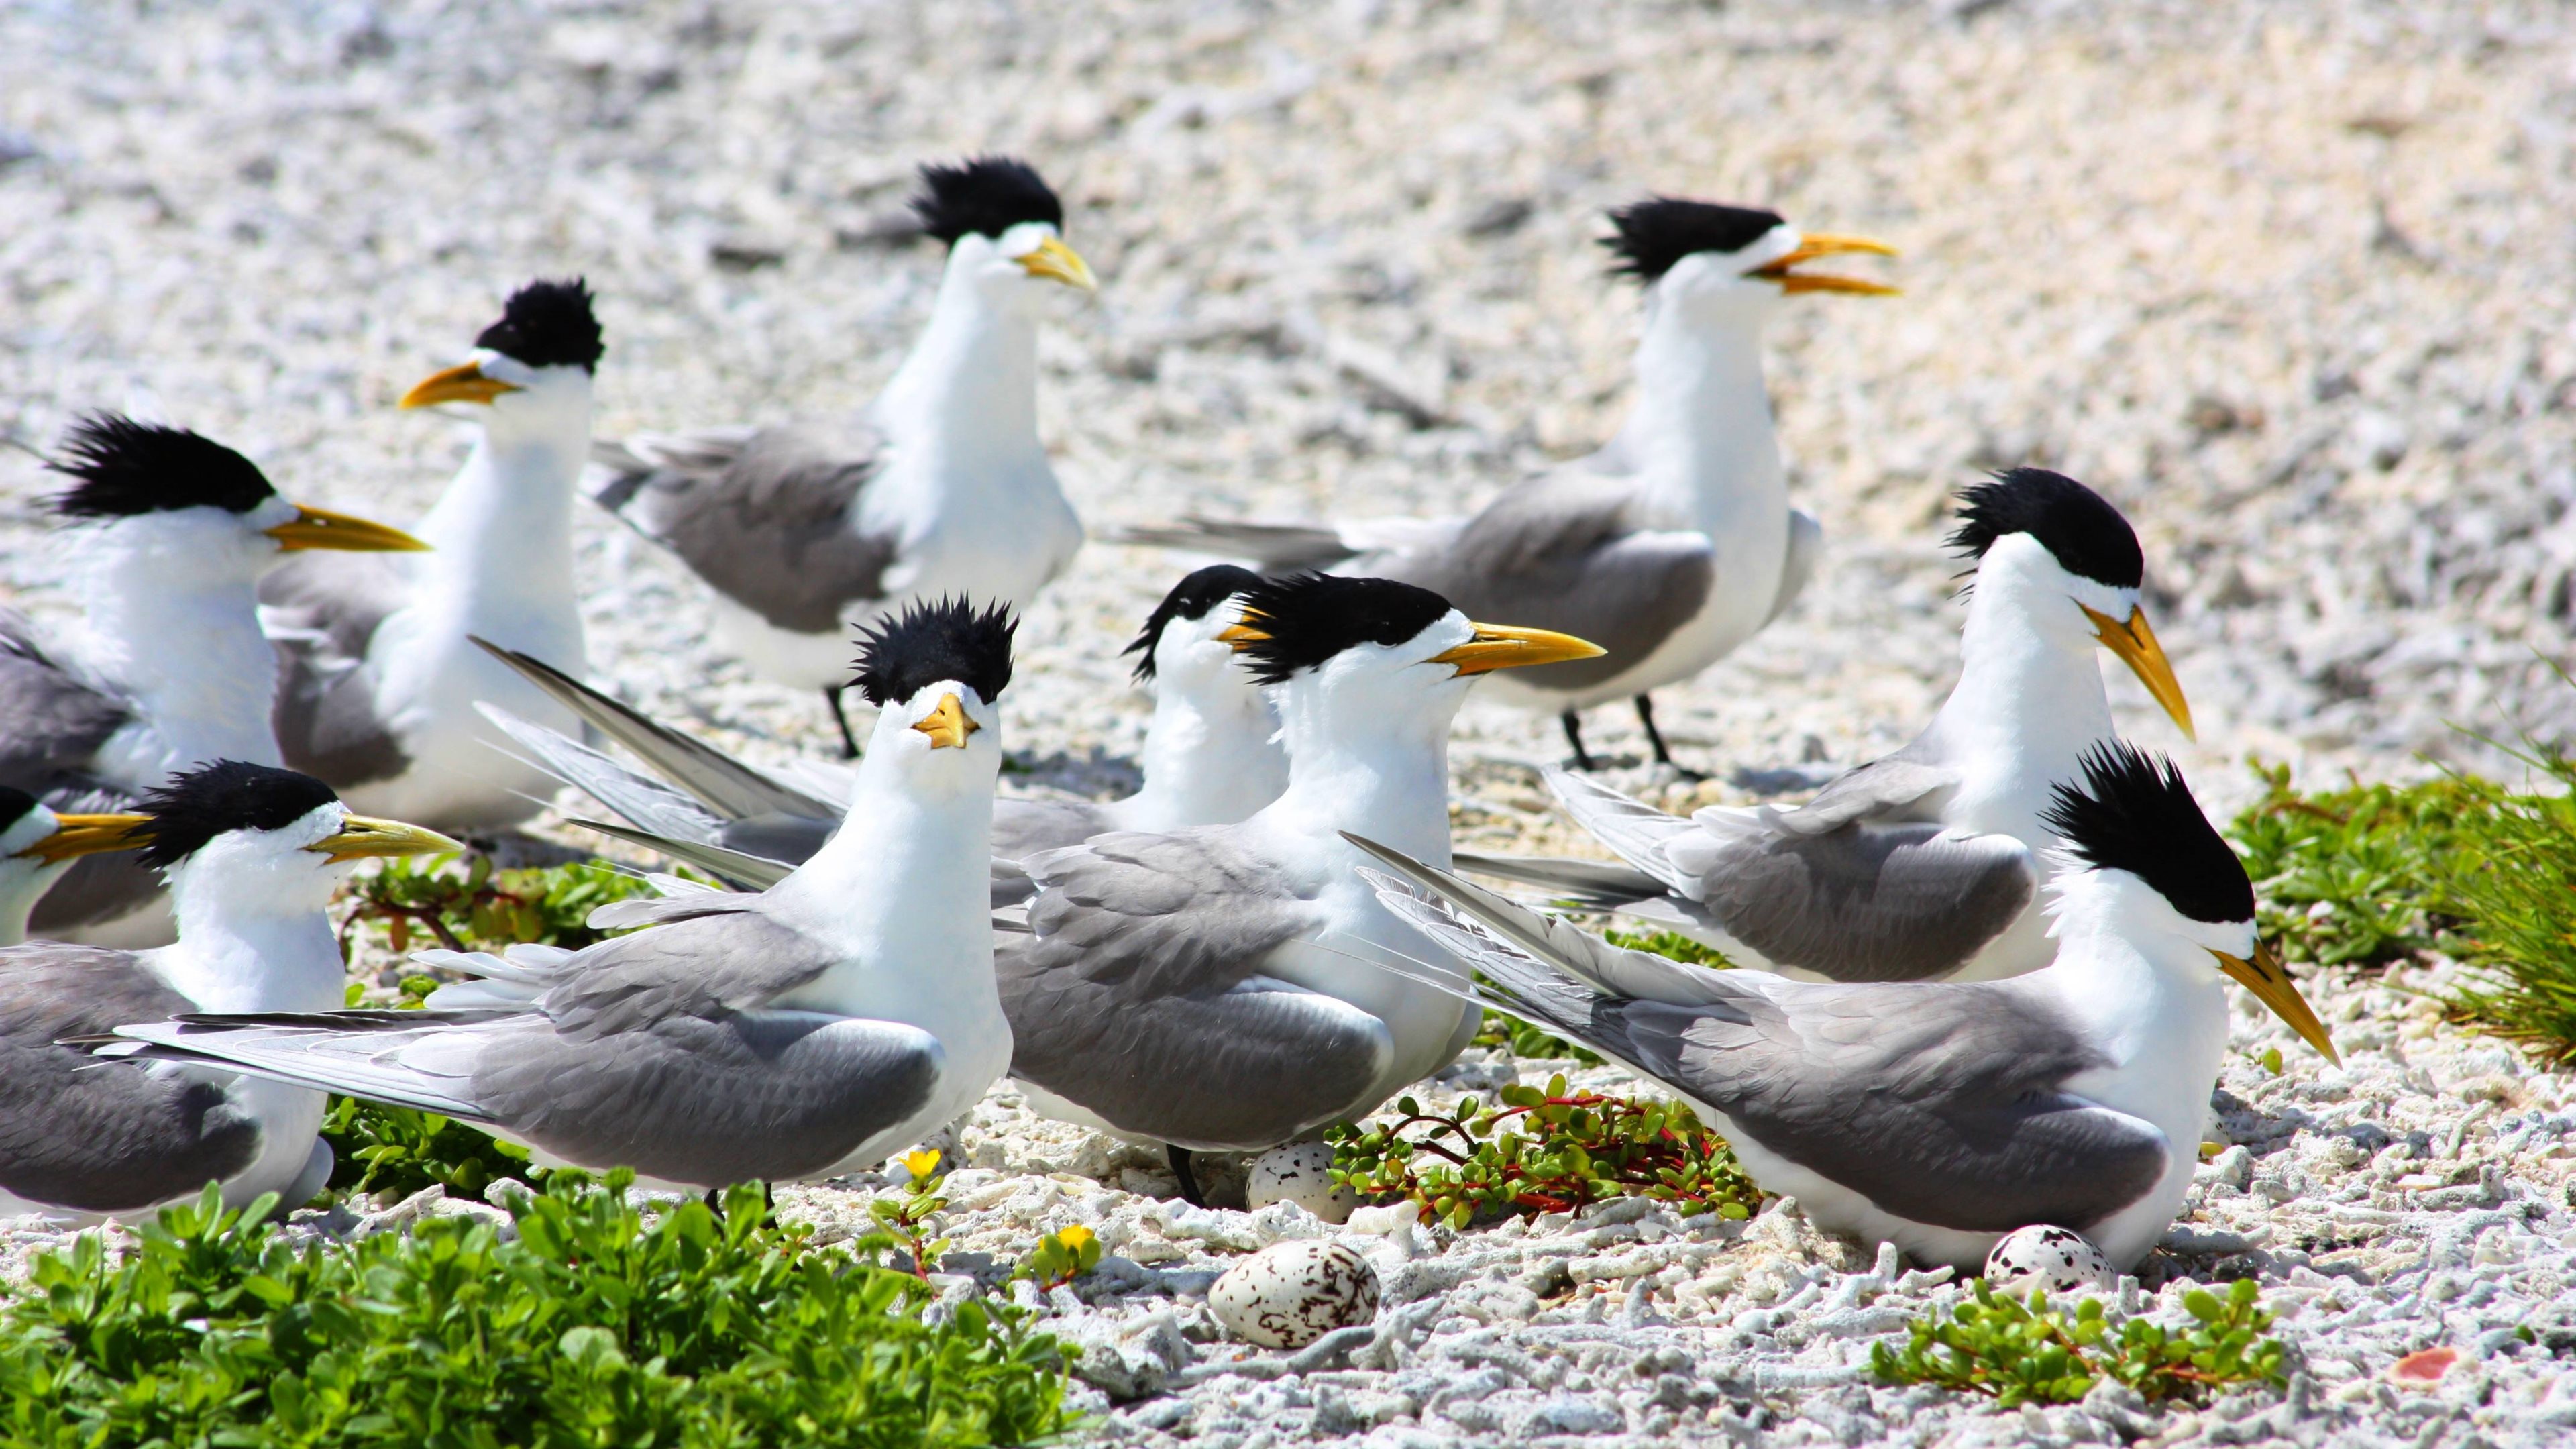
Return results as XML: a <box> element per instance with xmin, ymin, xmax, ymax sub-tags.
<box><xmin>0</xmin><ymin>785</ymin><xmax>38</xmax><ymax>834</ymax></box>
<box><xmin>474</xmin><ymin>278</ymin><xmax>604</xmax><ymax>372</ymax></box>
<box><xmin>1227</xmin><ymin>574</ymin><xmax>1456</xmax><ymax>686</ymax></box>
<box><xmin>48</xmin><ymin>417</ymin><xmax>277</xmax><ymax>519</ymax></box>
<box><xmin>133</xmin><ymin>761</ymin><xmax>341</xmax><ymax>870</ymax></box>
<box><xmin>1126</xmin><ymin>565</ymin><xmax>1265</xmax><ymax>682</ymax></box>
<box><xmin>1947</xmin><ymin>469</ymin><xmax>2144</xmax><ymax>590</ymax></box>
<box><xmin>1603</xmin><ymin>198</ymin><xmax>1785</xmax><ymax>282</ymax></box>
<box><xmin>852</xmin><ymin>597</ymin><xmax>1017</xmax><ymax>709</ymax></box>
<box><xmin>2043</xmin><ymin>742</ymin><xmax>2253</xmax><ymax>925</ymax></box>
<box><xmin>910</xmin><ymin>156</ymin><xmax>1064</xmax><ymax>245</ymax></box>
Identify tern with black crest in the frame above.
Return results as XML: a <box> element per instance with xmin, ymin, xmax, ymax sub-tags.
<box><xmin>110</xmin><ymin>601</ymin><xmax>1020</xmax><ymax>1194</ymax></box>
<box><xmin>264</xmin><ymin>278</ymin><xmax>605</xmax><ymax>832</ymax></box>
<box><xmin>1119</xmin><ymin>197</ymin><xmax>1894</xmax><ymax>772</ymax></box>
<box><xmin>1350</xmin><ymin>742</ymin><xmax>2337</xmax><ymax>1270</ymax></box>
<box><xmin>0</xmin><ymin>417</ymin><xmax>427</xmax><ymax>942</ymax></box>
<box><xmin>594</xmin><ymin>157</ymin><xmax>1094</xmax><ymax>755</ymax></box>
<box><xmin>1462</xmin><ymin>469</ymin><xmax>2194</xmax><ymax>984</ymax></box>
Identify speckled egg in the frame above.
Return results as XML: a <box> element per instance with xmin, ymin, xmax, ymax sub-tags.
<box><xmin>1244</xmin><ymin>1142</ymin><xmax>1358</xmax><ymax>1224</ymax></box>
<box><xmin>1984</xmin><ymin>1225</ymin><xmax>2116</xmax><ymax>1297</ymax></box>
<box><xmin>1208</xmin><ymin>1240</ymin><xmax>1379</xmax><ymax>1349</ymax></box>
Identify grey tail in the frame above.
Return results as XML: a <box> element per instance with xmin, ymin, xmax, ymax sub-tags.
<box><xmin>1106</xmin><ymin>515</ymin><xmax>1357</xmax><ymax>572</ymax></box>
<box><xmin>1450</xmin><ymin>851</ymin><xmax>1668</xmax><ymax>910</ymax></box>
<box><xmin>476</xmin><ymin>702</ymin><xmax>727</xmax><ymax>845</ymax></box>
<box><xmin>587</xmin><ymin>439</ymin><xmax>654</xmax><ymax>515</ymax></box>
<box><xmin>468</xmin><ymin>637</ymin><xmax>833</xmax><ymax>823</ymax></box>
<box><xmin>566</xmin><ymin>818</ymin><xmax>793</xmax><ymax>892</ymax></box>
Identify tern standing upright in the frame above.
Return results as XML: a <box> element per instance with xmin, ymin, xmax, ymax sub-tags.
<box><xmin>265</xmin><ymin>278</ymin><xmax>604</xmax><ymax>833</ymax></box>
<box><xmin>594</xmin><ymin>157</ymin><xmax>1093</xmax><ymax>756</ymax></box>
<box><xmin>1120</xmin><ymin>197</ymin><xmax>1894</xmax><ymax>772</ymax></box>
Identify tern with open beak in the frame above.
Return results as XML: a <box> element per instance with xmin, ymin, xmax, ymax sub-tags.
<box><xmin>264</xmin><ymin>278</ymin><xmax>604</xmax><ymax>833</ymax></box>
<box><xmin>0</xmin><ymin>417</ymin><xmax>427</xmax><ymax>944</ymax></box>
<box><xmin>1349</xmin><ymin>741</ymin><xmax>2336</xmax><ymax>1271</ymax></box>
<box><xmin>593</xmin><ymin>156</ymin><xmax>1094</xmax><ymax>757</ymax></box>
<box><xmin>3</xmin><ymin>762</ymin><xmax>456</xmax><ymax>1222</ymax></box>
<box><xmin>108</xmin><ymin>601</ymin><xmax>1020</xmax><ymax>1195</ymax></box>
<box><xmin>994</xmin><ymin>573</ymin><xmax>1603</xmax><ymax>1203</ymax></box>
<box><xmin>1117</xmin><ymin>197</ymin><xmax>1894</xmax><ymax>773</ymax></box>
<box><xmin>1462</xmin><ymin>469</ymin><xmax>2196</xmax><ymax>984</ymax></box>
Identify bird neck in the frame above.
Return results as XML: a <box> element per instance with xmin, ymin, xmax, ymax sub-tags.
<box><xmin>1921</xmin><ymin>553</ymin><xmax>2114</xmax><ymax>838</ymax></box>
<box><xmin>874</xmin><ymin>260</ymin><xmax>1044</xmax><ymax>478</ymax></box>
<box><xmin>76</xmin><ymin>534</ymin><xmax>281</xmax><ymax>771</ymax></box>
<box><xmin>2032</xmin><ymin>873</ymin><xmax>2231</xmax><ymax>1085</ymax></box>
<box><xmin>1119</xmin><ymin>670</ymin><xmax>1287</xmax><ymax>831</ymax></box>
<box><xmin>1261</xmin><ymin>680</ymin><xmax>1459</xmax><ymax>867</ymax></box>
<box><xmin>770</xmin><ymin>738</ymin><xmax>997</xmax><ymax>998</ymax></box>
<box><xmin>410</xmin><ymin>388</ymin><xmax>594</xmax><ymax>638</ymax></box>
<box><xmin>146</xmin><ymin>877</ymin><xmax>343</xmax><ymax>1015</ymax></box>
<box><xmin>1613</xmin><ymin>297</ymin><xmax>1786</xmax><ymax>530</ymax></box>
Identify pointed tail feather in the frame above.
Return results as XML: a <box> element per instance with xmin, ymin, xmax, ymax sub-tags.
<box><xmin>1106</xmin><ymin>516</ymin><xmax>1358</xmax><ymax>571</ymax></box>
<box><xmin>470</xmin><ymin>638</ymin><xmax>833</xmax><ymax>823</ymax></box>
<box><xmin>566</xmin><ymin>818</ymin><xmax>792</xmax><ymax>892</ymax></box>
<box><xmin>1451</xmin><ymin>851</ymin><xmax>1668</xmax><ymax>909</ymax></box>
<box><xmin>477</xmin><ymin>702</ymin><xmax>725</xmax><ymax>845</ymax></box>
<box><xmin>1538</xmin><ymin>766</ymin><xmax>1701</xmax><ymax>895</ymax></box>
<box><xmin>106</xmin><ymin>1017</ymin><xmax>498</xmax><ymax>1121</ymax></box>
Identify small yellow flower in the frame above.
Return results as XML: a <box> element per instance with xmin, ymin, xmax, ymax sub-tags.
<box><xmin>900</xmin><ymin>1149</ymin><xmax>943</xmax><ymax>1182</ymax></box>
<box><xmin>1051</xmin><ymin>1224</ymin><xmax>1094</xmax><ymax>1250</ymax></box>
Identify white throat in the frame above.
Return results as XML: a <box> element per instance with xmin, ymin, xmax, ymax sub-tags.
<box><xmin>871</xmin><ymin>251</ymin><xmax>1044</xmax><ymax>482</ymax></box>
<box><xmin>1919</xmin><ymin>538</ymin><xmax>2117</xmax><ymax>842</ymax></box>
<box><xmin>76</xmin><ymin>523</ymin><xmax>283</xmax><ymax>781</ymax></box>
<box><xmin>144</xmin><ymin>854</ymin><xmax>345</xmax><ymax>1016</ymax></box>
<box><xmin>409</xmin><ymin>375</ymin><xmax>594</xmax><ymax>643</ymax></box>
<box><xmin>1260</xmin><ymin>669</ymin><xmax>1462</xmax><ymax>870</ymax></box>
<box><xmin>1118</xmin><ymin>648</ymin><xmax>1287</xmax><ymax>832</ymax></box>
<box><xmin>1613</xmin><ymin>290</ymin><xmax>1788</xmax><ymax>540</ymax></box>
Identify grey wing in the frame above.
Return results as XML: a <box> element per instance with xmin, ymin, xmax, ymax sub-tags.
<box><xmin>1620</xmin><ymin>985</ymin><xmax>2169</xmax><ymax>1235</ymax></box>
<box><xmin>992</xmin><ymin>798</ymin><xmax>1111</xmax><ymax>862</ymax></box>
<box><xmin>594</xmin><ymin>421</ymin><xmax>898</xmax><ymax>634</ymax></box>
<box><xmin>1450</xmin><ymin>851</ymin><xmax>1669</xmax><ymax>909</ymax></box>
<box><xmin>0</xmin><ymin>610</ymin><xmax>130</xmax><ymax>788</ymax></box>
<box><xmin>1665</xmin><ymin>815</ymin><xmax>2038</xmax><ymax>983</ymax></box>
<box><xmin>0</xmin><ymin>943</ymin><xmax>260</xmax><ymax>1213</ymax></box>
<box><xmin>1540</xmin><ymin>766</ymin><xmax>1701</xmax><ymax>893</ymax></box>
<box><xmin>1767</xmin><ymin>749</ymin><xmax>1959</xmax><ymax>835</ymax></box>
<box><xmin>532</xmin><ymin>901</ymin><xmax>845</xmax><ymax>1038</ymax></box>
<box><xmin>1107</xmin><ymin>517</ymin><xmax>1358</xmax><ymax>572</ymax></box>
<box><xmin>998</xmin><ymin>829</ymin><xmax>1384</xmax><ymax>1148</ymax></box>
<box><xmin>261</xmin><ymin>552</ymin><xmax>414</xmax><ymax>787</ymax></box>
<box><xmin>1385</xmin><ymin>473</ymin><xmax>1712</xmax><ymax>694</ymax></box>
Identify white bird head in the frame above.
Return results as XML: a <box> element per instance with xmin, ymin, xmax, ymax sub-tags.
<box><xmin>847</xmin><ymin>596</ymin><xmax>1018</xmax><ymax>796</ymax></box>
<box><xmin>398</xmin><ymin>277</ymin><xmax>603</xmax><ymax>437</ymax></box>
<box><xmin>2043</xmin><ymin>742</ymin><xmax>2337</xmax><ymax>1063</ymax></box>
<box><xmin>48</xmin><ymin>416</ymin><xmax>429</xmax><ymax>581</ymax></box>
<box><xmin>1126</xmin><ymin>564</ymin><xmax>1271</xmax><ymax>700</ymax></box>
<box><xmin>912</xmin><ymin>156</ymin><xmax>1097</xmax><ymax>311</ymax></box>
<box><xmin>0</xmin><ymin>787</ymin><xmax>152</xmax><ymax>941</ymax></box>
<box><xmin>1605</xmin><ymin>197</ymin><xmax>1896</xmax><ymax>325</ymax></box>
<box><xmin>1951</xmin><ymin>468</ymin><xmax>2194</xmax><ymax>739</ymax></box>
<box><xmin>129</xmin><ymin>760</ymin><xmax>458</xmax><ymax>918</ymax></box>
<box><xmin>1219</xmin><ymin>574</ymin><xmax>1603</xmax><ymax>744</ymax></box>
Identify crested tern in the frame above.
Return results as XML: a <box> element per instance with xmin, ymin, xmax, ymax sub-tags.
<box><xmin>995</xmin><ymin>573</ymin><xmax>1603</xmax><ymax>1201</ymax></box>
<box><xmin>5</xmin><ymin>761</ymin><xmax>456</xmax><ymax>1222</ymax></box>
<box><xmin>1118</xmin><ymin>197</ymin><xmax>1893</xmax><ymax>772</ymax></box>
<box><xmin>1350</xmin><ymin>741</ymin><xmax>2337</xmax><ymax>1270</ymax></box>
<box><xmin>111</xmin><ymin>600</ymin><xmax>1020</xmax><ymax>1193</ymax></box>
<box><xmin>0</xmin><ymin>417</ymin><xmax>427</xmax><ymax>943</ymax></box>
<box><xmin>472</xmin><ymin>564</ymin><xmax>1286</xmax><ymax>893</ymax></box>
<box><xmin>593</xmin><ymin>157</ymin><xmax>1094</xmax><ymax>756</ymax></box>
<box><xmin>264</xmin><ymin>278</ymin><xmax>605</xmax><ymax>832</ymax></box>
<box><xmin>0</xmin><ymin>786</ymin><xmax>150</xmax><ymax>945</ymax></box>
<box><xmin>1460</xmin><ymin>469</ymin><xmax>2195</xmax><ymax>983</ymax></box>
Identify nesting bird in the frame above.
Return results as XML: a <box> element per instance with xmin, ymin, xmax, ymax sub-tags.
<box><xmin>0</xmin><ymin>417</ymin><xmax>427</xmax><ymax>942</ymax></box>
<box><xmin>112</xmin><ymin>600</ymin><xmax>1021</xmax><ymax>1193</ymax></box>
<box><xmin>1351</xmin><ymin>741</ymin><xmax>2337</xmax><ymax>1270</ymax></box>
<box><xmin>5</xmin><ymin>762</ymin><xmax>455</xmax><ymax>1222</ymax></box>
<box><xmin>1464</xmin><ymin>469</ymin><xmax>2195</xmax><ymax>983</ymax></box>
<box><xmin>593</xmin><ymin>157</ymin><xmax>1094</xmax><ymax>755</ymax></box>
<box><xmin>264</xmin><ymin>278</ymin><xmax>606</xmax><ymax>833</ymax></box>
<box><xmin>994</xmin><ymin>573</ymin><xmax>1603</xmax><ymax>1201</ymax></box>
<box><xmin>473</xmin><ymin>564</ymin><xmax>1287</xmax><ymax>894</ymax></box>
<box><xmin>1120</xmin><ymin>198</ymin><xmax>1894</xmax><ymax>772</ymax></box>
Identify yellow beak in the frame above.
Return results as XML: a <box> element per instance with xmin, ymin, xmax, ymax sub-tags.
<box><xmin>1752</xmin><ymin>233</ymin><xmax>1900</xmax><ymax>296</ymax></box>
<box><xmin>264</xmin><ymin>504</ymin><xmax>432</xmax><ymax>554</ymax></box>
<box><xmin>305</xmin><ymin>816</ymin><xmax>464</xmax><ymax>864</ymax></box>
<box><xmin>399</xmin><ymin>360</ymin><xmax>523</xmax><ymax>409</ymax></box>
<box><xmin>2213</xmin><ymin>940</ymin><xmax>2339</xmax><ymax>1065</ymax></box>
<box><xmin>1428</xmin><ymin>623</ymin><xmax>1607</xmax><ymax>676</ymax></box>
<box><xmin>15</xmin><ymin>812</ymin><xmax>152</xmax><ymax>865</ymax></box>
<box><xmin>1016</xmin><ymin>235</ymin><xmax>1098</xmax><ymax>292</ymax></box>
<box><xmin>911</xmin><ymin>692</ymin><xmax>979</xmax><ymax>750</ymax></box>
<box><xmin>2080</xmin><ymin>604</ymin><xmax>2195</xmax><ymax>741</ymax></box>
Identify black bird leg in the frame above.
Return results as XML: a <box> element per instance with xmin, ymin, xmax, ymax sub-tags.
<box><xmin>1633</xmin><ymin>694</ymin><xmax>1701</xmax><ymax>778</ymax></box>
<box><xmin>1167</xmin><ymin>1145</ymin><xmax>1208</xmax><ymax>1208</ymax></box>
<box><xmin>1560</xmin><ymin>709</ymin><xmax>1597</xmax><ymax>771</ymax></box>
<box><xmin>824</xmin><ymin>683</ymin><xmax>862</xmax><ymax>759</ymax></box>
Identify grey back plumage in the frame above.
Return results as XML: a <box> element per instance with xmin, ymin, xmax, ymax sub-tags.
<box><xmin>0</xmin><ymin>614</ymin><xmax>164</xmax><ymax>933</ymax></box>
<box><xmin>0</xmin><ymin>942</ymin><xmax>258</xmax><ymax>1213</ymax></box>
<box><xmin>594</xmin><ymin>423</ymin><xmax>896</xmax><ymax>634</ymax></box>
<box><xmin>999</xmin><ymin>828</ymin><xmax>1388</xmax><ymax>1149</ymax></box>
<box><xmin>262</xmin><ymin>552</ymin><xmax>414</xmax><ymax>788</ymax></box>
<box><xmin>1668</xmin><ymin>820</ymin><xmax>2036</xmax><ymax>983</ymax></box>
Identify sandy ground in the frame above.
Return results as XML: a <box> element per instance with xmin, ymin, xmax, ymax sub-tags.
<box><xmin>5</xmin><ymin>1</ymin><xmax>2576</xmax><ymax>1444</ymax></box>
